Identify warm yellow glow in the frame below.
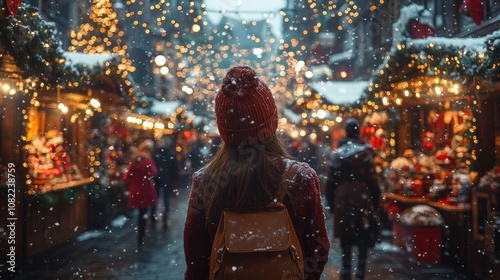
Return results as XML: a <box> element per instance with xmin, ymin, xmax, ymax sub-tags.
<box><xmin>154</xmin><ymin>122</ymin><xmax>165</xmax><ymax>129</ymax></box>
<box><xmin>90</xmin><ymin>98</ymin><xmax>101</xmax><ymax>108</ymax></box>
<box><xmin>192</xmin><ymin>24</ymin><xmax>201</xmax><ymax>33</ymax></box>
<box><xmin>58</xmin><ymin>103</ymin><xmax>69</xmax><ymax>114</ymax></box>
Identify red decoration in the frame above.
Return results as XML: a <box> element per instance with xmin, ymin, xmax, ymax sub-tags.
<box><xmin>460</xmin><ymin>0</ymin><xmax>484</xmax><ymax>25</ymax></box>
<box><xmin>7</xmin><ymin>0</ymin><xmax>22</xmax><ymax>17</ymax></box>
<box><xmin>423</xmin><ymin>140</ymin><xmax>434</xmax><ymax>151</ymax></box>
<box><xmin>310</xmin><ymin>42</ymin><xmax>328</xmax><ymax>65</ymax></box>
<box><xmin>111</xmin><ymin>121</ymin><xmax>128</xmax><ymax>141</ymax></box>
<box><xmin>410</xmin><ymin>20</ymin><xmax>436</xmax><ymax>39</ymax></box>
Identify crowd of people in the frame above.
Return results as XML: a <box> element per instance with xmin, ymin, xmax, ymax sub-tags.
<box><xmin>120</xmin><ymin>65</ymin><xmax>380</xmax><ymax>280</ymax></box>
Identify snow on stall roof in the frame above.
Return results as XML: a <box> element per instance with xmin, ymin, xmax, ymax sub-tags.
<box><xmin>63</xmin><ymin>52</ymin><xmax>115</xmax><ymax>67</ymax></box>
<box><xmin>150</xmin><ymin>100</ymin><xmax>182</xmax><ymax>116</ymax></box>
<box><xmin>410</xmin><ymin>36</ymin><xmax>486</xmax><ymax>52</ymax></box>
<box><xmin>393</xmin><ymin>4</ymin><xmax>494</xmax><ymax>53</ymax></box>
<box><xmin>309</xmin><ymin>81</ymin><xmax>369</xmax><ymax>105</ymax></box>
<box><xmin>328</xmin><ymin>50</ymin><xmax>354</xmax><ymax>64</ymax></box>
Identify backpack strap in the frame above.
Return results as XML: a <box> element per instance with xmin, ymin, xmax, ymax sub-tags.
<box><xmin>275</xmin><ymin>162</ymin><xmax>299</xmax><ymax>203</ymax></box>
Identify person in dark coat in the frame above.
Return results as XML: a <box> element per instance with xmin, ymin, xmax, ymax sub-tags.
<box><xmin>325</xmin><ymin>118</ymin><xmax>381</xmax><ymax>280</ymax></box>
<box><xmin>187</xmin><ymin>131</ymin><xmax>206</xmax><ymax>172</ymax></box>
<box><xmin>151</xmin><ymin>136</ymin><xmax>179</xmax><ymax>229</ymax></box>
<box><xmin>125</xmin><ymin>139</ymin><xmax>158</xmax><ymax>247</ymax></box>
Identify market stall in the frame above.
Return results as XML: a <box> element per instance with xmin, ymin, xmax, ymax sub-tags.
<box><xmin>21</xmin><ymin>54</ymin><xmax>135</xmax><ymax>255</ymax></box>
<box><xmin>0</xmin><ymin>2</ymin><xmax>138</xmax><ymax>267</ymax></box>
<box><xmin>362</xmin><ymin>14</ymin><xmax>500</xmax><ymax>275</ymax></box>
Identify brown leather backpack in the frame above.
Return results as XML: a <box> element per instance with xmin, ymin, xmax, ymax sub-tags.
<box><xmin>209</xmin><ymin>163</ymin><xmax>304</xmax><ymax>280</ymax></box>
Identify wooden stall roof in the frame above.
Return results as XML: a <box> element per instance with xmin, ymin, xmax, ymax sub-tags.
<box><xmin>364</xmin><ymin>31</ymin><xmax>500</xmax><ymax>106</ymax></box>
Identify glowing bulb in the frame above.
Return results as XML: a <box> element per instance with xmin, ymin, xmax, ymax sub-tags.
<box><xmin>58</xmin><ymin>103</ymin><xmax>68</xmax><ymax>114</ymax></box>
<box><xmin>192</xmin><ymin>24</ymin><xmax>201</xmax><ymax>33</ymax></box>
<box><xmin>382</xmin><ymin>97</ymin><xmax>389</xmax><ymax>106</ymax></box>
<box><xmin>317</xmin><ymin>109</ymin><xmax>326</xmax><ymax>119</ymax></box>
<box><xmin>90</xmin><ymin>98</ymin><xmax>101</xmax><ymax>108</ymax></box>
<box><xmin>154</xmin><ymin>55</ymin><xmax>167</xmax><ymax>66</ymax></box>
<box><xmin>295</xmin><ymin>60</ymin><xmax>305</xmax><ymax>72</ymax></box>
<box><xmin>160</xmin><ymin>66</ymin><xmax>169</xmax><ymax>75</ymax></box>
<box><xmin>154</xmin><ymin>122</ymin><xmax>165</xmax><ymax>129</ymax></box>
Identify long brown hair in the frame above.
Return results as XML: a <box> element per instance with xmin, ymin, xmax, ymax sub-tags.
<box><xmin>201</xmin><ymin>135</ymin><xmax>291</xmax><ymax>226</ymax></box>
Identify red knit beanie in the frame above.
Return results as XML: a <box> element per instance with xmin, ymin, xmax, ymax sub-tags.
<box><xmin>215</xmin><ymin>66</ymin><xmax>278</xmax><ymax>146</ymax></box>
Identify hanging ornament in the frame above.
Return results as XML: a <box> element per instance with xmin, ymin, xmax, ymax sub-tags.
<box><xmin>459</xmin><ymin>0</ymin><xmax>484</xmax><ymax>26</ymax></box>
<box><xmin>6</xmin><ymin>0</ymin><xmax>22</xmax><ymax>17</ymax></box>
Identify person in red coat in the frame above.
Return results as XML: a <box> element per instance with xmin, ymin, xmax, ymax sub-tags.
<box><xmin>125</xmin><ymin>139</ymin><xmax>158</xmax><ymax>247</ymax></box>
<box><xmin>183</xmin><ymin>66</ymin><xmax>330</xmax><ymax>279</ymax></box>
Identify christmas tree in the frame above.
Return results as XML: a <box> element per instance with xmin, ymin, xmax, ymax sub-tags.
<box><xmin>68</xmin><ymin>0</ymin><xmax>135</xmax><ymax>79</ymax></box>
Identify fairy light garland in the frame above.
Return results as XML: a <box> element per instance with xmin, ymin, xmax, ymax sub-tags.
<box><xmin>69</xmin><ymin>0</ymin><xmax>135</xmax><ymax>80</ymax></box>
<box><xmin>362</xmin><ymin>32</ymin><xmax>500</xmax><ymax>168</ymax></box>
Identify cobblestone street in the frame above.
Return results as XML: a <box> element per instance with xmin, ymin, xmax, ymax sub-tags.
<box><xmin>3</xmin><ymin>187</ymin><xmax>473</xmax><ymax>280</ymax></box>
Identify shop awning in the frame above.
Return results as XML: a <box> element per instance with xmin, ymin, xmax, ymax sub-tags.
<box><xmin>309</xmin><ymin>81</ymin><xmax>369</xmax><ymax>105</ymax></box>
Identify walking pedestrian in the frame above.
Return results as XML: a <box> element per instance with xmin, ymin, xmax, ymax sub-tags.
<box><xmin>151</xmin><ymin>135</ymin><xmax>179</xmax><ymax>229</ymax></box>
<box><xmin>183</xmin><ymin>65</ymin><xmax>330</xmax><ymax>279</ymax></box>
<box><xmin>325</xmin><ymin>118</ymin><xmax>381</xmax><ymax>280</ymax></box>
<box><xmin>125</xmin><ymin>139</ymin><xmax>158</xmax><ymax>247</ymax></box>
<box><xmin>187</xmin><ymin>130</ymin><xmax>207</xmax><ymax>172</ymax></box>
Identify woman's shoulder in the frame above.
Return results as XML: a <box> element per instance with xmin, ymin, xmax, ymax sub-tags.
<box><xmin>284</xmin><ymin>158</ymin><xmax>318</xmax><ymax>184</ymax></box>
<box><xmin>191</xmin><ymin>167</ymin><xmax>207</xmax><ymax>186</ymax></box>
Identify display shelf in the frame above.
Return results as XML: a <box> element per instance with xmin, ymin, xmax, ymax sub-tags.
<box><xmin>36</xmin><ymin>177</ymin><xmax>93</xmax><ymax>194</ymax></box>
<box><xmin>383</xmin><ymin>192</ymin><xmax>427</xmax><ymax>204</ymax></box>
<box><xmin>427</xmin><ymin>201</ymin><xmax>471</xmax><ymax>212</ymax></box>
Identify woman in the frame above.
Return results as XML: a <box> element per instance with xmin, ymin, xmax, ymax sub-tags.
<box><xmin>125</xmin><ymin>139</ymin><xmax>158</xmax><ymax>247</ymax></box>
<box><xmin>326</xmin><ymin>118</ymin><xmax>381</xmax><ymax>280</ymax></box>
<box><xmin>183</xmin><ymin>66</ymin><xmax>330</xmax><ymax>279</ymax></box>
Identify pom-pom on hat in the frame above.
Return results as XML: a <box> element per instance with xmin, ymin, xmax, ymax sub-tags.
<box><xmin>215</xmin><ymin>66</ymin><xmax>278</xmax><ymax>146</ymax></box>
